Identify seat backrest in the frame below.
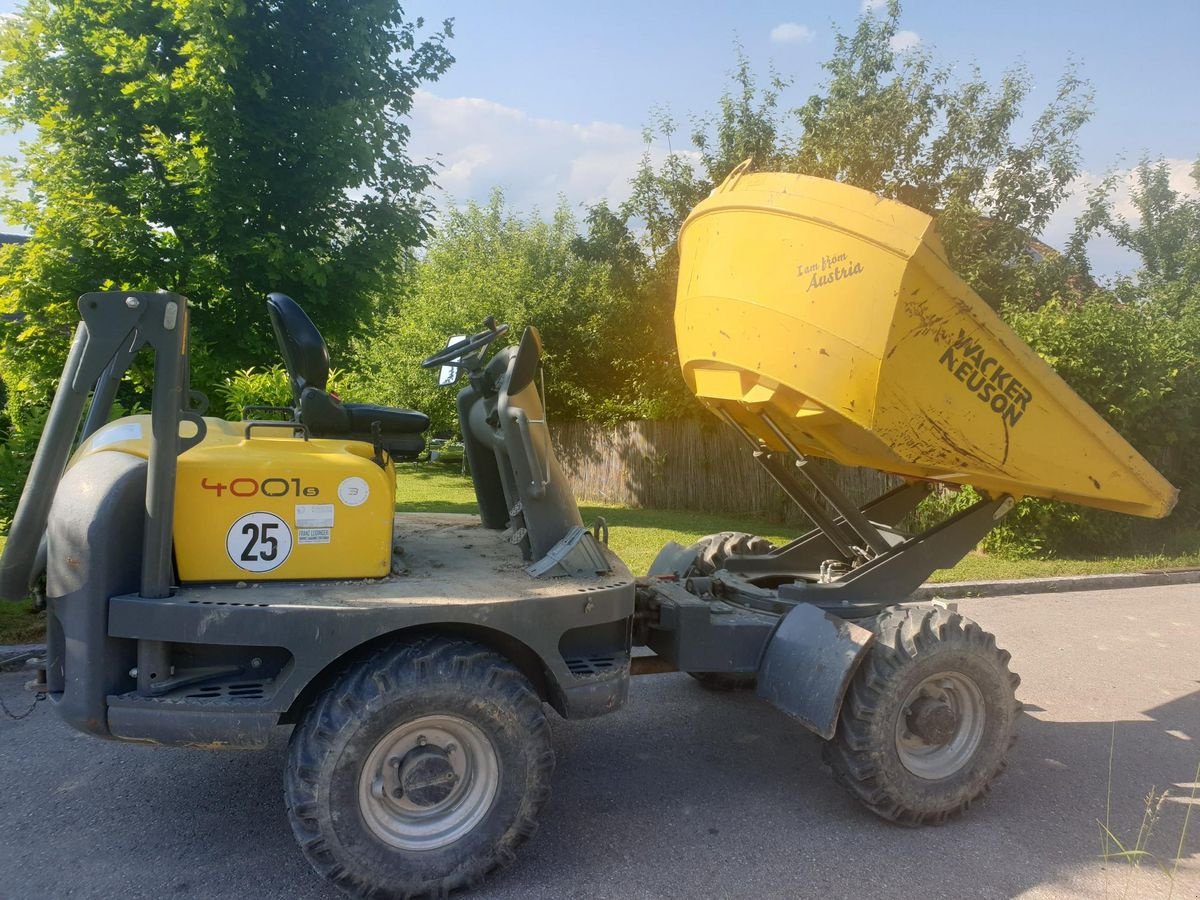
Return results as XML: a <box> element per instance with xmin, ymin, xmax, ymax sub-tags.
<box><xmin>267</xmin><ymin>292</ymin><xmax>329</xmax><ymax>402</ymax></box>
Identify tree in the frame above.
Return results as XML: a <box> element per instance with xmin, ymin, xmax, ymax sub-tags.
<box><xmin>788</xmin><ymin>3</ymin><xmax>1092</xmax><ymax>310</ymax></box>
<box><xmin>1071</xmin><ymin>159</ymin><xmax>1200</xmax><ymax>313</ymax></box>
<box><xmin>620</xmin><ymin>1</ymin><xmax>1092</xmax><ymax>313</ymax></box>
<box><xmin>0</xmin><ymin>0</ymin><xmax>453</xmax><ymax>401</ymax></box>
<box><xmin>354</xmin><ymin>193</ymin><xmax>681</xmax><ymax>435</ymax></box>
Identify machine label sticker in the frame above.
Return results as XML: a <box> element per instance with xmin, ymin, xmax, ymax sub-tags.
<box><xmin>226</xmin><ymin>512</ymin><xmax>293</xmax><ymax>573</ymax></box>
<box><xmin>937</xmin><ymin>329</ymin><xmax>1034</xmax><ymax>428</ymax></box>
<box><xmin>91</xmin><ymin>421</ymin><xmax>143</xmax><ymax>450</ymax></box>
<box><xmin>295</xmin><ymin>503</ymin><xmax>335</xmax><ymax>528</ymax></box>
<box><xmin>337</xmin><ymin>476</ymin><xmax>370</xmax><ymax>507</ymax></box>
<box><xmin>201</xmin><ymin>477</ymin><xmax>319</xmax><ymax>497</ymax></box>
<box><xmin>298</xmin><ymin>527</ymin><xmax>331</xmax><ymax>544</ymax></box>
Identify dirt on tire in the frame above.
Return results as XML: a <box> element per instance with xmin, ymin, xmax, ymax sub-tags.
<box><xmin>285</xmin><ymin>636</ymin><xmax>554</xmax><ymax>898</ymax></box>
<box><xmin>823</xmin><ymin>604</ymin><xmax>1021</xmax><ymax>825</ymax></box>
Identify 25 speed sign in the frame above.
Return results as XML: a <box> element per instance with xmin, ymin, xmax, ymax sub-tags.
<box><xmin>226</xmin><ymin>512</ymin><xmax>293</xmax><ymax>573</ymax></box>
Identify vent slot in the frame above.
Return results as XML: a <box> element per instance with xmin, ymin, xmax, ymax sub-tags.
<box><xmin>564</xmin><ymin>656</ymin><xmax>618</xmax><ymax>676</ymax></box>
<box><xmin>184</xmin><ymin>681</ymin><xmax>267</xmax><ymax>700</ymax></box>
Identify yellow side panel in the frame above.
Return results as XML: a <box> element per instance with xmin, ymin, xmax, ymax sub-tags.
<box><xmin>82</xmin><ymin>417</ymin><xmax>395</xmax><ymax>581</ymax></box>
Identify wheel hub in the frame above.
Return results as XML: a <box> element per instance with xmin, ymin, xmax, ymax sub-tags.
<box><xmin>398</xmin><ymin>744</ymin><xmax>458</xmax><ymax>807</ymax></box>
<box><xmin>358</xmin><ymin>715</ymin><xmax>500</xmax><ymax>851</ymax></box>
<box><xmin>894</xmin><ymin>672</ymin><xmax>986</xmax><ymax>780</ymax></box>
<box><xmin>906</xmin><ymin>696</ymin><xmax>957</xmax><ymax>744</ymax></box>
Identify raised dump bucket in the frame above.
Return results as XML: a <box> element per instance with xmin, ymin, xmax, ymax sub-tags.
<box><xmin>675</xmin><ymin>167</ymin><xmax>1177</xmax><ymax>518</ymax></box>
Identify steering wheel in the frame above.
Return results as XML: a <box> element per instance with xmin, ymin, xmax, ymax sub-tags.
<box><xmin>420</xmin><ymin>317</ymin><xmax>510</xmax><ymax>369</ymax></box>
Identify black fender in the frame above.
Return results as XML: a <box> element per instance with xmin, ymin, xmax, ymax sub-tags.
<box><xmin>755</xmin><ymin>602</ymin><xmax>875</xmax><ymax>740</ymax></box>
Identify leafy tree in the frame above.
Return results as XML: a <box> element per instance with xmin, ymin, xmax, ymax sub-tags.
<box><xmin>354</xmin><ymin>193</ymin><xmax>680</xmax><ymax>435</ymax></box>
<box><xmin>1071</xmin><ymin>158</ymin><xmax>1200</xmax><ymax>313</ymax></box>
<box><xmin>0</xmin><ymin>0</ymin><xmax>453</xmax><ymax>402</ymax></box>
<box><xmin>969</xmin><ymin>159</ymin><xmax>1200</xmax><ymax>556</ymax></box>
<box><xmin>579</xmin><ymin>0</ymin><xmax>1099</xmax><ymax>459</ymax></box>
<box><xmin>621</xmin><ymin>1</ymin><xmax>1092</xmax><ymax>314</ymax></box>
<box><xmin>1001</xmin><ymin>294</ymin><xmax>1198</xmax><ymax>552</ymax></box>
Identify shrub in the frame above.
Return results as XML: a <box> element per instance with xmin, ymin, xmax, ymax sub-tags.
<box><xmin>0</xmin><ymin>402</ymin><xmax>47</xmax><ymax>530</ymax></box>
<box><xmin>216</xmin><ymin>365</ymin><xmax>359</xmax><ymax>421</ymax></box>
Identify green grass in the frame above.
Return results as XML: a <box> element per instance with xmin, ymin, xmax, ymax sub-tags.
<box><xmin>0</xmin><ymin>599</ymin><xmax>43</xmax><ymax>644</ymax></box>
<box><xmin>924</xmin><ymin>551</ymin><xmax>1200</xmax><ymax>583</ymax></box>
<box><xmin>0</xmin><ymin>534</ymin><xmax>45</xmax><ymax>644</ymax></box>
<box><xmin>2</xmin><ymin>465</ymin><xmax>1195</xmax><ymax>645</ymax></box>
<box><xmin>394</xmin><ymin>463</ymin><xmax>1200</xmax><ymax>580</ymax></box>
<box><xmin>394</xmin><ymin>463</ymin><xmax>798</xmax><ymax>574</ymax></box>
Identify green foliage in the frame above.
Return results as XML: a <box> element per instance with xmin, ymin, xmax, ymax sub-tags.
<box><xmin>607</xmin><ymin>6</ymin><xmax>1200</xmax><ymax>558</ymax></box>
<box><xmin>0</xmin><ymin>402</ymin><xmax>46</xmax><ymax>530</ymax></box>
<box><xmin>216</xmin><ymin>366</ymin><xmax>293</xmax><ymax>420</ymax></box>
<box><xmin>216</xmin><ymin>364</ymin><xmax>357</xmax><ymax>420</ymax></box>
<box><xmin>618</xmin><ymin>2</ymin><xmax>1092</xmax><ymax>314</ymax></box>
<box><xmin>353</xmin><ymin>192</ymin><xmax>693</xmax><ymax>435</ymax></box>
<box><xmin>1072</xmin><ymin>159</ymin><xmax>1200</xmax><ymax>313</ymax></box>
<box><xmin>1007</xmin><ymin>297</ymin><xmax>1196</xmax><ymax>455</ymax></box>
<box><xmin>991</xmin><ymin>159</ymin><xmax>1200</xmax><ymax>555</ymax></box>
<box><xmin>0</xmin><ymin>0</ymin><xmax>453</xmax><ymax>407</ymax></box>
<box><xmin>914</xmin><ymin>283</ymin><xmax>1200</xmax><ymax>559</ymax></box>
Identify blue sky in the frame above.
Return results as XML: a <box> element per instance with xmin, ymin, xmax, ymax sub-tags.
<box><xmin>1</xmin><ymin>0</ymin><xmax>1197</xmax><ymax>274</ymax></box>
<box><xmin>431</xmin><ymin>0</ymin><xmax>1197</xmax><ymax>173</ymax></box>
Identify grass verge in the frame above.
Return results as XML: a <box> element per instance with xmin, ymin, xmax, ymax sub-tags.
<box><xmin>394</xmin><ymin>463</ymin><xmax>1200</xmax><ymax>580</ymax></box>
<box><xmin>0</xmin><ymin>599</ymin><xmax>43</xmax><ymax>645</ymax></box>
<box><xmin>2</xmin><ymin>464</ymin><xmax>1194</xmax><ymax>645</ymax></box>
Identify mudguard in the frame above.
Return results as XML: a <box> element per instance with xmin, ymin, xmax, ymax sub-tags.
<box><xmin>646</xmin><ymin>540</ymin><xmax>694</xmax><ymax>578</ymax></box>
<box><xmin>755</xmin><ymin>602</ymin><xmax>875</xmax><ymax>740</ymax></box>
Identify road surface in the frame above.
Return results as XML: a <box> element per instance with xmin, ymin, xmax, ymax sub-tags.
<box><xmin>1</xmin><ymin>585</ymin><xmax>1197</xmax><ymax>899</ymax></box>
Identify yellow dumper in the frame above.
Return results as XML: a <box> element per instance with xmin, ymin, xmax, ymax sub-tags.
<box><xmin>676</xmin><ymin>165</ymin><xmax>1177</xmax><ymax>519</ymax></box>
<box><xmin>0</xmin><ymin>171</ymin><xmax>1178</xmax><ymax>890</ymax></box>
<box><xmin>642</xmin><ymin>166</ymin><xmax>1179</xmax><ymax>828</ymax></box>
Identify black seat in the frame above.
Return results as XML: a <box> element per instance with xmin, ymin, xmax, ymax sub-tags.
<box><xmin>266</xmin><ymin>293</ymin><xmax>429</xmax><ymax>459</ymax></box>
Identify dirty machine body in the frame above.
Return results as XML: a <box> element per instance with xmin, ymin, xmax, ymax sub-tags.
<box><xmin>0</xmin><ymin>172</ymin><xmax>1175</xmax><ymax>898</ymax></box>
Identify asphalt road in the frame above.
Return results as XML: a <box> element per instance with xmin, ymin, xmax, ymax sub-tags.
<box><xmin>2</xmin><ymin>585</ymin><xmax>1197</xmax><ymax>899</ymax></box>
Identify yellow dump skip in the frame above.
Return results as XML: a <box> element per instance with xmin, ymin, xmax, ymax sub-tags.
<box><xmin>675</xmin><ymin>168</ymin><xmax>1177</xmax><ymax>518</ymax></box>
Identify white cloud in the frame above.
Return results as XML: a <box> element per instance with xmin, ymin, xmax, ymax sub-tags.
<box><xmin>408</xmin><ymin>91</ymin><xmax>687</xmax><ymax>217</ymax></box>
<box><xmin>1042</xmin><ymin>159</ymin><xmax>1199</xmax><ymax>278</ymax></box>
<box><xmin>1109</xmin><ymin>158</ymin><xmax>1197</xmax><ymax>220</ymax></box>
<box><xmin>889</xmin><ymin>30</ymin><xmax>921</xmax><ymax>52</ymax></box>
<box><xmin>861</xmin><ymin>0</ymin><xmax>887</xmax><ymax>12</ymax></box>
<box><xmin>769</xmin><ymin>22</ymin><xmax>815</xmax><ymax>45</ymax></box>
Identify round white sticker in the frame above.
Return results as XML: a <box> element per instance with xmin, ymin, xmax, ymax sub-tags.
<box><xmin>338</xmin><ymin>476</ymin><xmax>370</xmax><ymax>507</ymax></box>
<box><xmin>226</xmin><ymin>512</ymin><xmax>293</xmax><ymax>573</ymax></box>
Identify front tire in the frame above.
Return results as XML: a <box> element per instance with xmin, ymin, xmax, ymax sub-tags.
<box><xmin>285</xmin><ymin>637</ymin><xmax>554</xmax><ymax>898</ymax></box>
<box><xmin>824</xmin><ymin>605</ymin><xmax>1020</xmax><ymax>825</ymax></box>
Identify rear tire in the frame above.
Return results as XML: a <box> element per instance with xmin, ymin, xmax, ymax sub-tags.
<box><xmin>285</xmin><ymin>637</ymin><xmax>554</xmax><ymax>898</ymax></box>
<box><xmin>824</xmin><ymin>605</ymin><xmax>1020</xmax><ymax>825</ymax></box>
<box><xmin>685</xmin><ymin>531</ymin><xmax>775</xmax><ymax>577</ymax></box>
<box><xmin>683</xmin><ymin>532</ymin><xmax>773</xmax><ymax>690</ymax></box>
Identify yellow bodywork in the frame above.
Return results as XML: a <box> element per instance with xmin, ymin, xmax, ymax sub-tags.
<box><xmin>676</xmin><ymin>168</ymin><xmax>1177</xmax><ymax>518</ymax></box>
<box><xmin>77</xmin><ymin>416</ymin><xmax>396</xmax><ymax>581</ymax></box>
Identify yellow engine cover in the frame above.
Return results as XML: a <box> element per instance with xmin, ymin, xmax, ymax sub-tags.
<box><xmin>77</xmin><ymin>416</ymin><xmax>396</xmax><ymax>582</ymax></box>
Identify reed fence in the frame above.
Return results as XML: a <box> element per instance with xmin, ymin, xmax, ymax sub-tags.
<box><xmin>551</xmin><ymin>418</ymin><xmax>897</xmax><ymax>525</ymax></box>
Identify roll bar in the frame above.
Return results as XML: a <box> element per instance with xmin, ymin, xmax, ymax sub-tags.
<box><xmin>0</xmin><ymin>291</ymin><xmax>205</xmax><ymax>602</ymax></box>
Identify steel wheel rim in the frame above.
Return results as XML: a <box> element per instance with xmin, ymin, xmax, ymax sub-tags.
<box><xmin>358</xmin><ymin>714</ymin><xmax>500</xmax><ymax>851</ymax></box>
<box><xmin>895</xmin><ymin>671</ymin><xmax>985</xmax><ymax>779</ymax></box>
